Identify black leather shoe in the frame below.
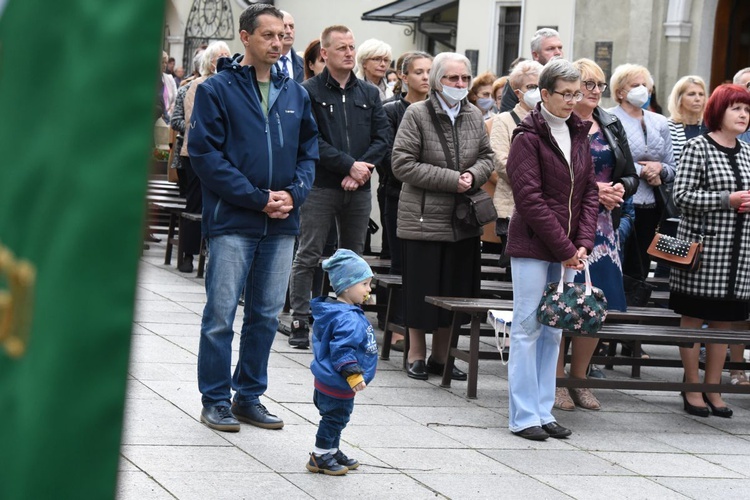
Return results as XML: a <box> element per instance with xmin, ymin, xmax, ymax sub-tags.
<box><xmin>682</xmin><ymin>393</ymin><xmax>709</xmax><ymax>417</ymax></box>
<box><xmin>200</xmin><ymin>405</ymin><xmax>240</xmax><ymax>432</ymax></box>
<box><xmin>703</xmin><ymin>394</ymin><xmax>733</xmax><ymax>418</ymax></box>
<box><xmin>512</xmin><ymin>426</ymin><xmax>549</xmax><ymax>441</ymax></box>
<box><xmin>231</xmin><ymin>402</ymin><xmax>284</xmax><ymax>429</ymax></box>
<box><xmin>178</xmin><ymin>255</ymin><xmax>194</xmax><ymax>273</ymax></box>
<box><xmin>542</xmin><ymin>422</ymin><xmax>572</xmax><ymax>439</ymax></box>
<box><xmin>426</xmin><ymin>356</ymin><xmax>468</xmax><ymax>381</ymax></box>
<box><xmin>407</xmin><ymin>360</ymin><xmax>428</xmax><ymax>380</ymax></box>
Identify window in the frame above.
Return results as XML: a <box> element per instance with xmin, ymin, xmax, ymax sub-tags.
<box><xmin>496</xmin><ymin>5</ymin><xmax>521</xmax><ymax>75</ymax></box>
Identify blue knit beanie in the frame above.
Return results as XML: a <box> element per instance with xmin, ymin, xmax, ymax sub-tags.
<box><xmin>322</xmin><ymin>249</ymin><xmax>373</xmax><ymax>296</ymax></box>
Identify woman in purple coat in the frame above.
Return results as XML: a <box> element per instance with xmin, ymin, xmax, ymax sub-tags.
<box><xmin>505</xmin><ymin>59</ymin><xmax>599</xmax><ymax>441</ymax></box>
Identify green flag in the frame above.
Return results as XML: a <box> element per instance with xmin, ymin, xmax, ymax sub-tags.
<box><xmin>0</xmin><ymin>1</ymin><xmax>164</xmax><ymax>498</ymax></box>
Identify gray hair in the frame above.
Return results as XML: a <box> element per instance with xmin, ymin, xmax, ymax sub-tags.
<box><xmin>733</xmin><ymin>67</ymin><xmax>750</xmax><ymax>85</ymax></box>
<box><xmin>509</xmin><ymin>60</ymin><xmax>544</xmax><ymax>90</ymax></box>
<box><xmin>530</xmin><ymin>28</ymin><xmax>560</xmax><ymax>55</ymax></box>
<box><xmin>429</xmin><ymin>52</ymin><xmax>472</xmax><ymax>92</ymax></box>
<box><xmin>199</xmin><ymin>41</ymin><xmax>231</xmax><ymax>77</ymax></box>
<box><xmin>538</xmin><ymin>58</ymin><xmax>580</xmax><ymax>94</ymax></box>
<box><xmin>192</xmin><ymin>50</ymin><xmax>205</xmax><ymax>74</ymax></box>
<box><xmin>355</xmin><ymin>38</ymin><xmax>393</xmax><ymax>78</ymax></box>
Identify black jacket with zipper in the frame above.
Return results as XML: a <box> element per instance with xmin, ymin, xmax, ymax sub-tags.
<box><xmin>593</xmin><ymin>106</ymin><xmax>639</xmax><ymax>229</ymax></box>
<box><xmin>302</xmin><ymin>67</ymin><xmax>389</xmax><ymax>190</ymax></box>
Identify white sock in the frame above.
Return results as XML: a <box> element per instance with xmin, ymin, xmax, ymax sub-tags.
<box><xmin>329</xmin><ymin>448</ymin><xmax>338</xmax><ymax>455</ymax></box>
<box><xmin>313</xmin><ymin>446</ymin><xmax>329</xmax><ymax>456</ymax></box>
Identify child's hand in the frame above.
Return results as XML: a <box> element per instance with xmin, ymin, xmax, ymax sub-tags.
<box><xmin>352</xmin><ymin>381</ymin><xmax>367</xmax><ymax>392</ymax></box>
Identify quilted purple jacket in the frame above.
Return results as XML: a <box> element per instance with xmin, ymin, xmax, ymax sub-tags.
<box><xmin>505</xmin><ymin>107</ymin><xmax>599</xmax><ymax>263</ymax></box>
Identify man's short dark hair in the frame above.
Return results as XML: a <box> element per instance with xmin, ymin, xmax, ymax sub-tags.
<box><xmin>239</xmin><ymin>3</ymin><xmax>283</xmax><ymax>34</ymax></box>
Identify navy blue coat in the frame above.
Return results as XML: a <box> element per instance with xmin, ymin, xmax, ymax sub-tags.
<box><xmin>189</xmin><ymin>55</ymin><xmax>318</xmax><ymax>238</ymax></box>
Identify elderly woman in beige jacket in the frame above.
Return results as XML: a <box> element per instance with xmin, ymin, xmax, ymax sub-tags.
<box><xmin>392</xmin><ymin>52</ymin><xmax>494</xmax><ymax>381</ymax></box>
<box><xmin>489</xmin><ymin>61</ymin><xmax>544</xmax><ymax>252</ymax></box>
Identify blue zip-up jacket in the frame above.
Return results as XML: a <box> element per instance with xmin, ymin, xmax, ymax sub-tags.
<box><xmin>188</xmin><ymin>54</ymin><xmax>318</xmax><ymax>237</ymax></box>
<box><xmin>310</xmin><ymin>297</ymin><xmax>378</xmax><ymax>399</ymax></box>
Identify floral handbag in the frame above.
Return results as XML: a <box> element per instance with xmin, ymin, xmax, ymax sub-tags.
<box><xmin>536</xmin><ymin>261</ymin><xmax>608</xmax><ymax>334</ymax></box>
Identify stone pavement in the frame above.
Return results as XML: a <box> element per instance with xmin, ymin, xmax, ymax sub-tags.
<box><xmin>117</xmin><ymin>245</ymin><xmax>750</xmax><ymax>499</ymax></box>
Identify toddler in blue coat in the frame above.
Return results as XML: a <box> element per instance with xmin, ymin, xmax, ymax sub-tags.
<box><xmin>306</xmin><ymin>249</ymin><xmax>378</xmax><ymax>476</ymax></box>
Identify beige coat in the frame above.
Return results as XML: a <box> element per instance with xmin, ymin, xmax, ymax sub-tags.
<box><xmin>489</xmin><ymin>102</ymin><xmax>529</xmax><ymax>218</ymax></box>
<box><xmin>392</xmin><ymin>93</ymin><xmax>494</xmax><ymax>242</ymax></box>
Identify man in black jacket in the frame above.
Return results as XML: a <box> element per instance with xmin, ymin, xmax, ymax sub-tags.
<box><xmin>288</xmin><ymin>24</ymin><xmax>388</xmax><ymax>348</ymax></box>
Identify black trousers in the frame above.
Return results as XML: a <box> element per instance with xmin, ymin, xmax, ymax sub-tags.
<box><xmin>179</xmin><ymin>155</ymin><xmax>203</xmax><ymax>256</ymax></box>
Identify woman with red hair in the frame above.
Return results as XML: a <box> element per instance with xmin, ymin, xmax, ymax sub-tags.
<box><xmin>671</xmin><ymin>84</ymin><xmax>750</xmax><ymax>418</ymax></box>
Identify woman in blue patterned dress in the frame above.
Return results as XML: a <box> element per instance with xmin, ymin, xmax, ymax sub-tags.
<box><xmin>555</xmin><ymin>59</ymin><xmax>638</xmax><ymax>412</ymax></box>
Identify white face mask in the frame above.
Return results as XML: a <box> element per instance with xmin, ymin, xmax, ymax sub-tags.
<box><xmin>625</xmin><ymin>85</ymin><xmax>650</xmax><ymax>108</ymax></box>
<box><xmin>387</xmin><ymin>81</ymin><xmax>396</xmax><ymax>90</ymax></box>
<box><xmin>402</xmin><ymin>82</ymin><xmax>409</xmax><ymax>94</ymax></box>
<box><xmin>521</xmin><ymin>87</ymin><xmax>541</xmax><ymax>108</ymax></box>
<box><xmin>441</xmin><ymin>85</ymin><xmax>469</xmax><ymax>105</ymax></box>
<box><xmin>477</xmin><ymin>97</ymin><xmax>495</xmax><ymax>111</ymax></box>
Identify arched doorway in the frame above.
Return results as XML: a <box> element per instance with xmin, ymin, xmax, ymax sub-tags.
<box><xmin>183</xmin><ymin>0</ymin><xmax>235</xmax><ymax>71</ymax></box>
<box><xmin>711</xmin><ymin>0</ymin><xmax>750</xmax><ymax>88</ymax></box>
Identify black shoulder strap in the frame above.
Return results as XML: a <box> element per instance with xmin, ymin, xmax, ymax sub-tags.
<box><xmin>426</xmin><ymin>101</ymin><xmax>455</xmax><ymax>171</ymax></box>
<box><xmin>509</xmin><ymin>110</ymin><xmax>521</xmax><ymax>126</ymax></box>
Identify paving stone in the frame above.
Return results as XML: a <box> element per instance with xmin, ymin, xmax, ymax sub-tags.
<box><xmin>121</xmin><ymin>445</ymin><xmax>268</xmax><ymax>473</ymax></box>
<box><xmin>483</xmin><ymin>449</ymin><xmax>632</xmax><ymax>476</ymax></box>
<box><xmin>392</xmin><ymin>405</ymin><xmax>506</xmax><ymax>428</ymax></box>
<box><xmin>695</xmin><ymin>453</ymin><xmax>750</xmax><ymax>477</ymax></box>
<box><xmin>134</xmin><ymin>310</ymin><xmax>202</xmax><ymax>325</ymax></box>
<box><xmin>365</xmin><ymin>447</ymin><xmax>519</xmax><ymax>475</ymax></box>
<box><xmin>146</xmin><ymin>471</ymin><xmax>310</xmax><ymax>499</ymax></box>
<box><xmin>653</xmin><ymin>433</ymin><xmax>750</xmax><ymax>455</ymax></box>
<box><xmin>533</xmin><ymin>474</ymin><xmax>689</xmax><ymax>499</ymax></box>
<box><xmin>283</xmin><ymin>472</ymin><xmax>435</xmax><ymax>499</ymax></box>
<box><xmin>129</xmin><ymin>334</ymin><xmax>196</xmax><ymax>364</ymax></box>
<box><xmin>115</xmin><ymin>471</ymin><xmax>174</xmax><ymax>500</ymax></box>
<box><xmin>121</xmin><ymin>399</ymin><xmax>227</xmax><ymax>447</ymax></box>
<box><xmin>565</xmin><ymin>431</ymin><xmax>683</xmax><ymax>453</ymax></box>
<box><xmin>411</xmin><ymin>473</ymin><xmax>570</xmax><ymax>499</ymax></box>
<box><xmin>137</xmin><ymin>322</ymin><xmax>200</xmax><ymax>337</ymax></box>
<box><xmin>341</xmin><ymin>424</ymin><xmax>464</xmax><ymax>449</ymax></box>
<box><xmin>653</xmin><ymin>477</ymin><xmax>750</xmax><ymax>497</ymax></box>
<box><xmin>134</xmin><ymin>299</ymin><xmax>192</xmax><ymax>313</ymax></box>
<box><xmin>592</xmin><ymin>451</ymin><xmax>743</xmax><ymax>478</ymax></box>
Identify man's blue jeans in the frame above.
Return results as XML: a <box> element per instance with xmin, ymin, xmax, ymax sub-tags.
<box><xmin>508</xmin><ymin>258</ymin><xmax>575</xmax><ymax>432</ymax></box>
<box><xmin>290</xmin><ymin>186</ymin><xmax>371</xmax><ymax>321</ymax></box>
<box><xmin>313</xmin><ymin>389</ymin><xmax>354</xmax><ymax>450</ymax></box>
<box><xmin>198</xmin><ymin>233</ymin><xmax>295</xmax><ymax>408</ymax></box>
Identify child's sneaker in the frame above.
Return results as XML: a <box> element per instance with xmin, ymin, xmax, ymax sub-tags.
<box><xmin>332</xmin><ymin>449</ymin><xmax>359</xmax><ymax>470</ymax></box>
<box><xmin>306</xmin><ymin>453</ymin><xmax>348</xmax><ymax>476</ymax></box>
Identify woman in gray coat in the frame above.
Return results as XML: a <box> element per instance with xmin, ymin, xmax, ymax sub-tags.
<box><xmin>391</xmin><ymin>52</ymin><xmax>494</xmax><ymax>381</ymax></box>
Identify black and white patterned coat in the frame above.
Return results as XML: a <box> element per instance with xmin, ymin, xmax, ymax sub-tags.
<box><xmin>670</xmin><ymin>135</ymin><xmax>750</xmax><ymax>299</ymax></box>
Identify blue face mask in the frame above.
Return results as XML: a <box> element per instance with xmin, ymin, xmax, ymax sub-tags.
<box><xmin>641</xmin><ymin>96</ymin><xmax>652</xmax><ymax>110</ymax></box>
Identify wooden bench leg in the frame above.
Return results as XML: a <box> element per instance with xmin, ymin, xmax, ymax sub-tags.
<box><xmin>176</xmin><ymin>214</ymin><xmax>187</xmax><ymax>269</ymax></box>
<box><xmin>164</xmin><ymin>211</ymin><xmax>178</xmax><ymax>265</ymax></box>
<box><xmin>466</xmin><ymin>313</ymin><xmax>482</xmax><ymax>399</ymax></box>
<box><xmin>380</xmin><ymin>288</ymin><xmax>395</xmax><ymax>360</ymax></box>
<box><xmin>441</xmin><ymin>312</ymin><xmax>462</xmax><ymax>389</ymax></box>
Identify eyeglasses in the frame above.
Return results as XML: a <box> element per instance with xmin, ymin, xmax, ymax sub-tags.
<box><xmin>442</xmin><ymin>74</ymin><xmax>471</xmax><ymax>83</ymax></box>
<box><xmin>368</xmin><ymin>56</ymin><xmax>391</xmax><ymax>65</ymax></box>
<box><xmin>582</xmin><ymin>80</ymin><xmax>608</xmax><ymax>92</ymax></box>
<box><xmin>552</xmin><ymin>90</ymin><xmax>584</xmax><ymax>102</ymax></box>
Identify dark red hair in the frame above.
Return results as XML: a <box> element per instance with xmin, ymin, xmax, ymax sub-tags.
<box><xmin>703</xmin><ymin>84</ymin><xmax>750</xmax><ymax>132</ymax></box>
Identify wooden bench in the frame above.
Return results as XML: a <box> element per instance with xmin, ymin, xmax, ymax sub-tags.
<box><xmin>373</xmin><ymin>274</ymin><xmax>519</xmax><ymax>366</ymax></box>
<box><xmin>424</xmin><ymin>296</ymin><xmax>750</xmax><ymax>399</ymax></box>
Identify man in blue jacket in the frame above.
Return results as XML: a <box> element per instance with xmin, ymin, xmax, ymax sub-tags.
<box><xmin>288</xmin><ymin>25</ymin><xmax>389</xmax><ymax>349</ymax></box>
<box><xmin>188</xmin><ymin>3</ymin><xmax>318</xmax><ymax>432</ymax></box>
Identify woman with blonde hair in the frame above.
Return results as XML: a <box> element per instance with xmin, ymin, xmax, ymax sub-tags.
<box><xmin>608</xmin><ymin>64</ymin><xmax>675</xmax><ymax>280</ymax></box>
<box><xmin>355</xmin><ymin>38</ymin><xmax>393</xmax><ymax>101</ymax></box>
<box><xmin>668</xmin><ymin>76</ymin><xmax>708</xmax><ymax>163</ymax></box>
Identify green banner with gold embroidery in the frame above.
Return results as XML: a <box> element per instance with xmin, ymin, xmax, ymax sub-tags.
<box><xmin>0</xmin><ymin>0</ymin><xmax>163</xmax><ymax>497</ymax></box>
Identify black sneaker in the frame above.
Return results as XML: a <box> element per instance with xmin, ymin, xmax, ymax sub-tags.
<box><xmin>306</xmin><ymin>452</ymin><xmax>348</xmax><ymax>475</ymax></box>
<box><xmin>200</xmin><ymin>405</ymin><xmax>240</xmax><ymax>432</ymax></box>
<box><xmin>332</xmin><ymin>449</ymin><xmax>359</xmax><ymax>470</ymax></box>
<box><xmin>288</xmin><ymin>319</ymin><xmax>310</xmax><ymax>349</ymax></box>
